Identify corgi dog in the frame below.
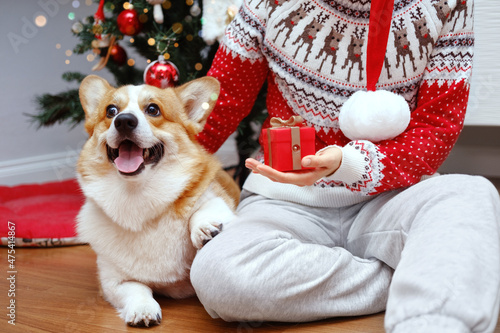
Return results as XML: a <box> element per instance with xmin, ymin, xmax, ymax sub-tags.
<box><xmin>76</xmin><ymin>75</ymin><xmax>240</xmax><ymax>327</ymax></box>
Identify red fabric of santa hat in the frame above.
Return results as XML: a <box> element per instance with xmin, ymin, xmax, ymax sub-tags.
<box><xmin>339</xmin><ymin>0</ymin><xmax>411</xmax><ymax>143</ymax></box>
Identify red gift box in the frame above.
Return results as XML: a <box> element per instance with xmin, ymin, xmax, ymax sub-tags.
<box><xmin>261</xmin><ymin>116</ymin><xmax>316</xmax><ymax>172</ymax></box>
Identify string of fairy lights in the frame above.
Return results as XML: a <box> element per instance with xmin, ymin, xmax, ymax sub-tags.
<box><xmin>31</xmin><ymin>0</ymin><xmax>94</xmax><ymax>65</ymax></box>
<box><xmin>32</xmin><ymin>0</ymin><xmax>204</xmax><ymax>71</ymax></box>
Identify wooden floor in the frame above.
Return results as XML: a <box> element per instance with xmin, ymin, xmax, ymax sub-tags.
<box><xmin>3</xmin><ymin>177</ymin><xmax>500</xmax><ymax>332</ymax></box>
<box><xmin>2</xmin><ymin>243</ymin><xmax>500</xmax><ymax>333</ymax></box>
<box><xmin>6</xmin><ymin>245</ymin><xmax>388</xmax><ymax>333</ymax></box>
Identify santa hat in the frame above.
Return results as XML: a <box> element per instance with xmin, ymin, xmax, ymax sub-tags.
<box><xmin>339</xmin><ymin>0</ymin><xmax>410</xmax><ymax>142</ymax></box>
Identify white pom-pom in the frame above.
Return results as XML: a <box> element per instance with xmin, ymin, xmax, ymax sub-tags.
<box><xmin>201</xmin><ymin>0</ymin><xmax>243</xmax><ymax>45</ymax></box>
<box><xmin>339</xmin><ymin>90</ymin><xmax>411</xmax><ymax>142</ymax></box>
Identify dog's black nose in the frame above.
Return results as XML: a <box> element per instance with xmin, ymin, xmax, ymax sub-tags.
<box><xmin>114</xmin><ymin>113</ymin><xmax>138</xmax><ymax>134</ymax></box>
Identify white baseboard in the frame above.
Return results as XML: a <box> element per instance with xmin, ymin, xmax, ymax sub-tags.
<box><xmin>438</xmin><ymin>145</ymin><xmax>500</xmax><ymax>178</ymax></box>
<box><xmin>0</xmin><ymin>150</ymin><xmax>80</xmax><ymax>186</ymax></box>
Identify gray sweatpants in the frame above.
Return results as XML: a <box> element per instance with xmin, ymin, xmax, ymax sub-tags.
<box><xmin>190</xmin><ymin>174</ymin><xmax>500</xmax><ymax>332</ymax></box>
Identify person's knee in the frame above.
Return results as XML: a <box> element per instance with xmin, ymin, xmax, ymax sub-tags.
<box><xmin>190</xmin><ymin>236</ymin><xmax>231</xmax><ymax>307</ymax></box>
<box><xmin>471</xmin><ymin>175</ymin><xmax>500</xmax><ymax>200</ymax></box>
<box><xmin>190</xmin><ymin>228</ymin><xmax>294</xmax><ymax>321</ymax></box>
<box><xmin>190</xmin><ymin>230</ymin><xmax>258</xmax><ymax>321</ymax></box>
<box><xmin>436</xmin><ymin>174</ymin><xmax>496</xmax><ymax>194</ymax></box>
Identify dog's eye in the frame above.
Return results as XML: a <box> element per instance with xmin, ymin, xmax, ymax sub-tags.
<box><xmin>145</xmin><ymin>104</ymin><xmax>161</xmax><ymax>117</ymax></box>
<box><xmin>106</xmin><ymin>105</ymin><xmax>119</xmax><ymax>118</ymax></box>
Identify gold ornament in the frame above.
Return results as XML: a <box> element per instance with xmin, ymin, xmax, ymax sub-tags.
<box><xmin>91</xmin><ymin>24</ymin><xmax>103</xmax><ymax>35</ymax></box>
<box><xmin>226</xmin><ymin>5</ymin><xmax>238</xmax><ymax>25</ymax></box>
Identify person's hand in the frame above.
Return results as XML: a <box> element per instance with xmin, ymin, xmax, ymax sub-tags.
<box><xmin>245</xmin><ymin>147</ymin><xmax>342</xmax><ymax>187</ymax></box>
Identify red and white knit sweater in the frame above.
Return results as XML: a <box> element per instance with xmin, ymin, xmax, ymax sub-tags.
<box><xmin>197</xmin><ymin>0</ymin><xmax>474</xmax><ymax>207</ymax></box>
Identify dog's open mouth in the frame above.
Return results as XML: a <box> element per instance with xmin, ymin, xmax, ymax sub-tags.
<box><xmin>107</xmin><ymin>140</ymin><xmax>165</xmax><ymax>176</ymax></box>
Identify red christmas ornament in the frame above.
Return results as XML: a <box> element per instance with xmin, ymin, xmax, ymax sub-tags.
<box><xmin>110</xmin><ymin>44</ymin><xmax>127</xmax><ymax>65</ymax></box>
<box><xmin>144</xmin><ymin>57</ymin><xmax>180</xmax><ymax>88</ymax></box>
<box><xmin>117</xmin><ymin>9</ymin><xmax>142</xmax><ymax>36</ymax></box>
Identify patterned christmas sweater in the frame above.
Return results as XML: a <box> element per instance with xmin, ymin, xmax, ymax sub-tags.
<box><xmin>197</xmin><ymin>0</ymin><xmax>474</xmax><ymax>207</ymax></box>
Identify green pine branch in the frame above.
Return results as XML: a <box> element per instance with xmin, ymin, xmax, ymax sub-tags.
<box><xmin>105</xmin><ymin>61</ymin><xmax>144</xmax><ymax>86</ymax></box>
<box><xmin>29</xmin><ymin>72</ymin><xmax>87</xmax><ymax>128</ymax></box>
<box><xmin>30</xmin><ymin>88</ymin><xmax>84</xmax><ymax>128</ymax></box>
<box><xmin>62</xmin><ymin>71</ymin><xmax>87</xmax><ymax>83</ymax></box>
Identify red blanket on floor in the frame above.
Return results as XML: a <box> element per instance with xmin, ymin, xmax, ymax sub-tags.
<box><xmin>0</xmin><ymin>179</ymin><xmax>85</xmax><ymax>247</ymax></box>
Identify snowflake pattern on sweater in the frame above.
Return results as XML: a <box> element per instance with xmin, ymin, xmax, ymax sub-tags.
<box><xmin>197</xmin><ymin>0</ymin><xmax>473</xmax><ymax>204</ymax></box>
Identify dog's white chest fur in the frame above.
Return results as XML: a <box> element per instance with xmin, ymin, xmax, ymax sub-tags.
<box><xmin>78</xmin><ymin>200</ymin><xmax>195</xmax><ymax>284</ymax></box>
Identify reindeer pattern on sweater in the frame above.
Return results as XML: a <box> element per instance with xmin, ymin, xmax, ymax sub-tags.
<box><xmin>198</xmin><ymin>0</ymin><xmax>473</xmax><ymax>200</ymax></box>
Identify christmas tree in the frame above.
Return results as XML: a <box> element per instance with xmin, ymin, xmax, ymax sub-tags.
<box><xmin>31</xmin><ymin>0</ymin><xmax>266</xmax><ymax>184</ymax></box>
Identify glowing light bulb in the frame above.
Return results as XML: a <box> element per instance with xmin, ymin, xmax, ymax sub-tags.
<box><xmin>34</xmin><ymin>15</ymin><xmax>47</xmax><ymax>27</ymax></box>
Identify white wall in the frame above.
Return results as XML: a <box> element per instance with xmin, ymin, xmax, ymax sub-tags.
<box><xmin>433</xmin><ymin>0</ymin><xmax>500</xmax><ymax>177</ymax></box>
<box><xmin>0</xmin><ymin>0</ymin><xmax>498</xmax><ymax>186</ymax></box>
<box><xmin>463</xmin><ymin>0</ymin><xmax>500</xmax><ymax>126</ymax></box>
<box><xmin>0</xmin><ymin>1</ymin><xmax>109</xmax><ymax>185</ymax></box>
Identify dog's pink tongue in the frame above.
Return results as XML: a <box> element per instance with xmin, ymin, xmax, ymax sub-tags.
<box><xmin>114</xmin><ymin>142</ymin><xmax>144</xmax><ymax>173</ymax></box>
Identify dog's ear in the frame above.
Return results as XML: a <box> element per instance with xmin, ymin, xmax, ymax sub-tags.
<box><xmin>175</xmin><ymin>76</ymin><xmax>220</xmax><ymax>133</ymax></box>
<box><xmin>79</xmin><ymin>75</ymin><xmax>112</xmax><ymax>135</ymax></box>
<box><xmin>79</xmin><ymin>75</ymin><xmax>112</xmax><ymax>117</ymax></box>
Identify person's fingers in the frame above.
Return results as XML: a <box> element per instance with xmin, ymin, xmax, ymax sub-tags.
<box><xmin>302</xmin><ymin>147</ymin><xmax>342</xmax><ymax>175</ymax></box>
<box><xmin>255</xmin><ymin>163</ymin><xmax>322</xmax><ymax>186</ymax></box>
<box><xmin>245</xmin><ymin>155</ymin><xmax>338</xmax><ymax>186</ymax></box>
<box><xmin>245</xmin><ymin>158</ymin><xmax>261</xmax><ymax>173</ymax></box>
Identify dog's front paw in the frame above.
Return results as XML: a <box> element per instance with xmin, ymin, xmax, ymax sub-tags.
<box><xmin>191</xmin><ymin>221</ymin><xmax>223</xmax><ymax>249</ymax></box>
<box><xmin>122</xmin><ymin>298</ymin><xmax>162</xmax><ymax>327</ymax></box>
